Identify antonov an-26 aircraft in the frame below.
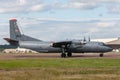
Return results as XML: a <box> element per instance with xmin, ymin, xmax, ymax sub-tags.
<box><xmin>4</xmin><ymin>19</ymin><xmax>113</xmax><ymax>58</ymax></box>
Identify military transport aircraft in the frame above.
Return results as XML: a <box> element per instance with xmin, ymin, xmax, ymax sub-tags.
<box><xmin>4</xmin><ymin>19</ymin><xmax>113</xmax><ymax>58</ymax></box>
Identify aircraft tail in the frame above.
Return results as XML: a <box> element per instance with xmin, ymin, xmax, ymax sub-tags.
<box><xmin>10</xmin><ymin>19</ymin><xmax>21</xmax><ymax>41</ymax></box>
<box><xmin>4</xmin><ymin>19</ymin><xmax>41</xmax><ymax>46</ymax></box>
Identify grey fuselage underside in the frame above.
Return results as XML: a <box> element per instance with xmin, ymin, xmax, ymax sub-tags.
<box><xmin>19</xmin><ymin>41</ymin><xmax>112</xmax><ymax>53</ymax></box>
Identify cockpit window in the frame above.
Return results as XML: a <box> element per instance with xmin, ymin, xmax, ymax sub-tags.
<box><xmin>98</xmin><ymin>42</ymin><xmax>105</xmax><ymax>45</ymax></box>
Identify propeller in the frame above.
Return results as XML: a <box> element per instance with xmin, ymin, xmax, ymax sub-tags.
<box><xmin>83</xmin><ymin>36</ymin><xmax>91</xmax><ymax>42</ymax></box>
<box><xmin>83</xmin><ymin>36</ymin><xmax>86</xmax><ymax>42</ymax></box>
<box><xmin>88</xmin><ymin>36</ymin><xmax>91</xmax><ymax>42</ymax></box>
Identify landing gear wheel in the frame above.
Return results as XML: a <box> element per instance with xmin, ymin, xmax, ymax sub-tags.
<box><xmin>67</xmin><ymin>52</ymin><xmax>72</xmax><ymax>57</ymax></box>
<box><xmin>61</xmin><ymin>53</ymin><xmax>66</xmax><ymax>58</ymax></box>
<box><xmin>61</xmin><ymin>47</ymin><xmax>66</xmax><ymax>58</ymax></box>
<box><xmin>100</xmin><ymin>53</ymin><xmax>104</xmax><ymax>57</ymax></box>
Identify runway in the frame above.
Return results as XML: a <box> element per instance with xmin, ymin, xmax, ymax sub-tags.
<box><xmin>0</xmin><ymin>52</ymin><xmax>120</xmax><ymax>59</ymax></box>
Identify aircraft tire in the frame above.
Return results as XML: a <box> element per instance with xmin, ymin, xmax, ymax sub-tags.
<box><xmin>67</xmin><ymin>52</ymin><xmax>72</xmax><ymax>57</ymax></box>
<box><xmin>100</xmin><ymin>53</ymin><xmax>103</xmax><ymax>57</ymax></box>
<box><xmin>61</xmin><ymin>53</ymin><xmax>66</xmax><ymax>58</ymax></box>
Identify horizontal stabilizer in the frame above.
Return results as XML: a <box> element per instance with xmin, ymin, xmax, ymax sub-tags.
<box><xmin>4</xmin><ymin>38</ymin><xmax>18</xmax><ymax>46</ymax></box>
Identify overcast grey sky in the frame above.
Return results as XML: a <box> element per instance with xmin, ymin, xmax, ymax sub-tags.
<box><xmin>0</xmin><ymin>0</ymin><xmax>120</xmax><ymax>44</ymax></box>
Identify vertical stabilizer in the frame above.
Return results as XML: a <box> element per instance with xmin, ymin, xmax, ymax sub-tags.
<box><xmin>10</xmin><ymin>19</ymin><xmax>21</xmax><ymax>41</ymax></box>
<box><xmin>4</xmin><ymin>19</ymin><xmax>41</xmax><ymax>46</ymax></box>
<box><xmin>9</xmin><ymin>19</ymin><xmax>41</xmax><ymax>41</ymax></box>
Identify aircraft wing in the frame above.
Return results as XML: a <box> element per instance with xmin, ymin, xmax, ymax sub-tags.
<box><xmin>52</xmin><ymin>41</ymin><xmax>72</xmax><ymax>48</ymax></box>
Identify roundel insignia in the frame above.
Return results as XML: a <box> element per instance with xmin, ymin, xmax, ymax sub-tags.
<box><xmin>15</xmin><ymin>29</ymin><xmax>19</xmax><ymax>32</ymax></box>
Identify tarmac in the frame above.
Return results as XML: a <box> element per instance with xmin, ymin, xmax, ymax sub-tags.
<box><xmin>0</xmin><ymin>52</ymin><xmax>120</xmax><ymax>59</ymax></box>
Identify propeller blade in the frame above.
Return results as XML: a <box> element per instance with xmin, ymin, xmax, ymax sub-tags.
<box><xmin>84</xmin><ymin>36</ymin><xmax>86</xmax><ymax>42</ymax></box>
<box><xmin>88</xmin><ymin>36</ymin><xmax>90</xmax><ymax>42</ymax></box>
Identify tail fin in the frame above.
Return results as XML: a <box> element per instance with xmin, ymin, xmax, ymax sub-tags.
<box><xmin>10</xmin><ymin>19</ymin><xmax>21</xmax><ymax>41</ymax></box>
<box><xmin>4</xmin><ymin>19</ymin><xmax>41</xmax><ymax>46</ymax></box>
<box><xmin>9</xmin><ymin>19</ymin><xmax>41</xmax><ymax>41</ymax></box>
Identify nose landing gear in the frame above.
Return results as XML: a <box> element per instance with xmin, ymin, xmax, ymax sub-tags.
<box><xmin>99</xmin><ymin>53</ymin><xmax>104</xmax><ymax>57</ymax></box>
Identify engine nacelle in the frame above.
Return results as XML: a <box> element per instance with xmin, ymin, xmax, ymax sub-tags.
<box><xmin>72</xmin><ymin>40</ymin><xmax>86</xmax><ymax>45</ymax></box>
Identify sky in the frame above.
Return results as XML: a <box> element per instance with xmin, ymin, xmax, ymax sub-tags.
<box><xmin>0</xmin><ymin>0</ymin><xmax>120</xmax><ymax>44</ymax></box>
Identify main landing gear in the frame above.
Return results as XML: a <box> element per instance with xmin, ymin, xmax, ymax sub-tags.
<box><xmin>67</xmin><ymin>52</ymin><xmax>72</xmax><ymax>57</ymax></box>
<box><xmin>61</xmin><ymin>48</ymin><xmax>66</xmax><ymax>58</ymax></box>
<box><xmin>61</xmin><ymin>48</ymin><xmax>72</xmax><ymax>58</ymax></box>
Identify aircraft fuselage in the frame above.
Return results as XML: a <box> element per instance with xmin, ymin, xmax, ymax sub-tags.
<box><xmin>19</xmin><ymin>41</ymin><xmax>113</xmax><ymax>53</ymax></box>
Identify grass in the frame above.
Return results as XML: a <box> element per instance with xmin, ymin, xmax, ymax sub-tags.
<box><xmin>0</xmin><ymin>58</ymin><xmax>120</xmax><ymax>80</ymax></box>
<box><xmin>0</xmin><ymin>58</ymin><xmax>120</xmax><ymax>69</ymax></box>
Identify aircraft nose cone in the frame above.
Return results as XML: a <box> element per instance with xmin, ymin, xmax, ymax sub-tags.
<box><xmin>105</xmin><ymin>46</ymin><xmax>113</xmax><ymax>52</ymax></box>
